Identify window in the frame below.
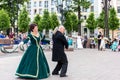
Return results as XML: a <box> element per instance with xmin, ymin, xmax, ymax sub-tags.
<box><xmin>29</xmin><ymin>10</ymin><xmax>31</xmax><ymax>15</ymax></box>
<box><xmin>34</xmin><ymin>9</ymin><xmax>37</xmax><ymax>14</ymax></box>
<box><xmin>51</xmin><ymin>8</ymin><xmax>54</xmax><ymax>12</ymax></box>
<box><xmin>82</xmin><ymin>7</ymin><xmax>87</xmax><ymax>12</ymax></box>
<box><xmin>34</xmin><ymin>1</ymin><xmax>36</xmax><ymax>7</ymax></box>
<box><xmin>91</xmin><ymin>6</ymin><xmax>94</xmax><ymax>12</ymax></box>
<box><xmin>84</xmin><ymin>15</ymin><xmax>87</xmax><ymax>20</ymax></box>
<box><xmin>27</xmin><ymin>2</ymin><xmax>31</xmax><ymax>8</ymax></box>
<box><xmin>44</xmin><ymin>1</ymin><xmax>48</xmax><ymax>8</ymax></box>
<box><xmin>117</xmin><ymin>6</ymin><xmax>120</xmax><ymax>13</ymax></box>
<box><xmin>90</xmin><ymin>0</ymin><xmax>94</xmax><ymax>3</ymax></box>
<box><xmin>51</xmin><ymin>0</ymin><xmax>54</xmax><ymax>5</ymax></box>
<box><xmin>39</xmin><ymin>1</ymin><xmax>42</xmax><ymax>7</ymax></box>
<box><xmin>39</xmin><ymin>9</ymin><xmax>42</xmax><ymax>14</ymax></box>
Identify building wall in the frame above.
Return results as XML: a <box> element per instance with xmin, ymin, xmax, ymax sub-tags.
<box><xmin>26</xmin><ymin>0</ymin><xmax>120</xmax><ymax>38</ymax></box>
<box><xmin>27</xmin><ymin>0</ymin><xmax>57</xmax><ymax>21</ymax></box>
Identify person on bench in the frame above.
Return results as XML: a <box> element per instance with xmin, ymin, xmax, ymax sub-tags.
<box><xmin>90</xmin><ymin>39</ymin><xmax>96</xmax><ymax>48</ymax></box>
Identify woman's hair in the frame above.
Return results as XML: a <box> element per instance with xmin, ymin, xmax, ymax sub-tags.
<box><xmin>29</xmin><ymin>23</ymin><xmax>37</xmax><ymax>32</ymax></box>
<box><xmin>53</xmin><ymin>27</ymin><xmax>58</xmax><ymax>34</ymax></box>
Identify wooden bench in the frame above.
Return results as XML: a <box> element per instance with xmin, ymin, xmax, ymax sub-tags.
<box><xmin>0</xmin><ymin>39</ymin><xmax>13</xmax><ymax>49</ymax></box>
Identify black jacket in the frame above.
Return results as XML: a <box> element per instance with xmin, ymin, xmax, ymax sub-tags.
<box><xmin>52</xmin><ymin>31</ymin><xmax>68</xmax><ymax>63</ymax></box>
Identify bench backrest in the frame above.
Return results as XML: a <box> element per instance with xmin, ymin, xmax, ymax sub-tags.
<box><xmin>0</xmin><ymin>39</ymin><xmax>12</xmax><ymax>45</ymax></box>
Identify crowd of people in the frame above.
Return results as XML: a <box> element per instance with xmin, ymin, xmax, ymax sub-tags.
<box><xmin>67</xmin><ymin>31</ymin><xmax>120</xmax><ymax>52</ymax></box>
<box><xmin>97</xmin><ymin>32</ymin><xmax>120</xmax><ymax>52</ymax></box>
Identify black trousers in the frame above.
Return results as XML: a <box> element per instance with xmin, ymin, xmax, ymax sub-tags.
<box><xmin>83</xmin><ymin>41</ymin><xmax>87</xmax><ymax>48</ymax></box>
<box><xmin>52</xmin><ymin>61</ymin><xmax>68</xmax><ymax>75</ymax></box>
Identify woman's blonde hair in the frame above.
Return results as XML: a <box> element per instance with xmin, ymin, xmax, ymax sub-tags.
<box><xmin>53</xmin><ymin>27</ymin><xmax>58</xmax><ymax>34</ymax></box>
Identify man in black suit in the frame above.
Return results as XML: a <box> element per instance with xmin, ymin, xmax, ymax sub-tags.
<box><xmin>52</xmin><ymin>25</ymin><xmax>69</xmax><ymax>77</ymax></box>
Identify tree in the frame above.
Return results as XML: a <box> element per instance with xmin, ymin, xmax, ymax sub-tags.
<box><xmin>0</xmin><ymin>9</ymin><xmax>10</xmax><ymax>31</ymax></box>
<box><xmin>109</xmin><ymin>8</ymin><xmax>120</xmax><ymax>38</ymax></box>
<box><xmin>72</xmin><ymin>0</ymin><xmax>91</xmax><ymax>35</ymax></box>
<box><xmin>51</xmin><ymin>13</ymin><xmax>59</xmax><ymax>29</ymax></box>
<box><xmin>64</xmin><ymin>12</ymin><xmax>72</xmax><ymax>33</ymax></box>
<box><xmin>71</xmin><ymin>12</ymin><xmax>78</xmax><ymax>32</ymax></box>
<box><xmin>33</xmin><ymin>14</ymin><xmax>42</xmax><ymax>31</ymax></box>
<box><xmin>0</xmin><ymin>0</ymin><xmax>28</xmax><ymax>31</ymax></box>
<box><xmin>41</xmin><ymin>10</ymin><xmax>52</xmax><ymax>31</ymax></box>
<box><xmin>86</xmin><ymin>12</ymin><xmax>96</xmax><ymax>37</ymax></box>
<box><xmin>64</xmin><ymin>11</ymin><xmax>78</xmax><ymax>34</ymax></box>
<box><xmin>18</xmin><ymin>6</ymin><xmax>30</xmax><ymax>32</ymax></box>
<box><xmin>96</xmin><ymin>10</ymin><xmax>105</xmax><ymax>29</ymax></box>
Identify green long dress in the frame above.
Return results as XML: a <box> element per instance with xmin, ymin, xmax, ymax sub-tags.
<box><xmin>15</xmin><ymin>33</ymin><xmax>50</xmax><ymax>79</ymax></box>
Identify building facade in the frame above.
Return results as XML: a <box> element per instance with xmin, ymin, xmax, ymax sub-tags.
<box><xmin>26</xmin><ymin>0</ymin><xmax>57</xmax><ymax>21</ymax></box>
<box><xmin>26</xmin><ymin>0</ymin><xmax>120</xmax><ymax>38</ymax></box>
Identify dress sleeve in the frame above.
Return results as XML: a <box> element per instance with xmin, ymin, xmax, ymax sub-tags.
<box><xmin>40</xmin><ymin>32</ymin><xmax>45</xmax><ymax>41</ymax></box>
<box><xmin>23</xmin><ymin>34</ymin><xmax>30</xmax><ymax>44</ymax></box>
<box><xmin>40</xmin><ymin>32</ymin><xmax>50</xmax><ymax>44</ymax></box>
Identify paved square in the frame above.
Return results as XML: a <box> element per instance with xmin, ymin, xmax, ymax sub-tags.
<box><xmin>0</xmin><ymin>49</ymin><xmax>120</xmax><ymax>80</ymax></box>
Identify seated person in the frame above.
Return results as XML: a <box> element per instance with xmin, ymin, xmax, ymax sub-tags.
<box><xmin>90</xmin><ymin>39</ymin><xmax>96</xmax><ymax>48</ymax></box>
<box><xmin>111</xmin><ymin>39</ymin><xmax>118</xmax><ymax>51</ymax></box>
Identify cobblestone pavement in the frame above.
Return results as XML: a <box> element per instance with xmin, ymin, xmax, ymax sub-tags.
<box><xmin>1</xmin><ymin>49</ymin><xmax>120</xmax><ymax>80</ymax></box>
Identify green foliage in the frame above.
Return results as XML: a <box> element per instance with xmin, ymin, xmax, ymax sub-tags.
<box><xmin>72</xmin><ymin>0</ymin><xmax>91</xmax><ymax>34</ymax></box>
<box><xmin>51</xmin><ymin>13</ymin><xmax>59</xmax><ymax>29</ymax></box>
<box><xmin>41</xmin><ymin>10</ymin><xmax>52</xmax><ymax>31</ymax></box>
<box><xmin>18</xmin><ymin>6</ymin><xmax>30</xmax><ymax>32</ymax></box>
<box><xmin>64</xmin><ymin>12</ymin><xmax>72</xmax><ymax>33</ymax></box>
<box><xmin>0</xmin><ymin>9</ymin><xmax>10</xmax><ymax>31</ymax></box>
<box><xmin>0</xmin><ymin>0</ymin><xmax>28</xmax><ymax>27</ymax></box>
<box><xmin>71</xmin><ymin>13</ymin><xmax>78</xmax><ymax>31</ymax></box>
<box><xmin>33</xmin><ymin>14</ymin><xmax>42</xmax><ymax>31</ymax></box>
<box><xmin>73</xmin><ymin>0</ymin><xmax>91</xmax><ymax>11</ymax></box>
<box><xmin>109</xmin><ymin>8</ymin><xmax>119</xmax><ymax>30</ymax></box>
<box><xmin>97</xmin><ymin>8</ymin><xmax>119</xmax><ymax>30</ymax></box>
<box><xmin>64</xmin><ymin>12</ymin><xmax>78</xmax><ymax>33</ymax></box>
<box><xmin>86</xmin><ymin>12</ymin><xmax>96</xmax><ymax>33</ymax></box>
<box><xmin>96</xmin><ymin>10</ymin><xmax>105</xmax><ymax>29</ymax></box>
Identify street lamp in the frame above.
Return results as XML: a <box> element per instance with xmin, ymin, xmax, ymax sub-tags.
<box><xmin>54</xmin><ymin>0</ymin><xmax>72</xmax><ymax>25</ymax></box>
<box><xmin>101</xmin><ymin>0</ymin><xmax>111</xmax><ymax>38</ymax></box>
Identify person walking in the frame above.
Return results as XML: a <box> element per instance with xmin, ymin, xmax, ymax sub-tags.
<box><xmin>83</xmin><ymin>34</ymin><xmax>88</xmax><ymax>48</ymax></box>
<box><xmin>100</xmin><ymin>35</ymin><xmax>106</xmax><ymax>51</ymax></box>
<box><xmin>98</xmin><ymin>32</ymin><xmax>102</xmax><ymax>50</ymax></box>
<box><xmin>52</xmin><ymin>25</ymin><xmax>69</xmax><ymax>77</ymax></box>
<box><xmin>15</xmin><ymin>23</ymin><xmax>50</xmax><ymax>79</ymax></box>
<box><xmin>76</xmin><ymin>34</ymin><xmax>83</xmax><ymax>49</ymax></box>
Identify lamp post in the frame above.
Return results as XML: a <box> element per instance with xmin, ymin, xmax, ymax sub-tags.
<box><xmin>54</xmin><ymin>0</ymin><xmax>71</xmax><ymax>25</ymax></box>
<box><xmin>102</xmin><ymin>0</ymin><xmax>111</xmax><ymax>38</ymax></box>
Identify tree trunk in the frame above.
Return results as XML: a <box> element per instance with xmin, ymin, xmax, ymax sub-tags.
<box><xmin>112</xmin><ymin>30</ymin><xmax>114</xmax><ymax>39</ymax></box>
<box><xmin>78</xmin><ymin>5</ymin><xmax>81</xmax><ymax>35</ymax></box>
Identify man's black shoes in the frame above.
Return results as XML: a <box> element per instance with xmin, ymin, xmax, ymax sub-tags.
<box><xmin>52</xmin><ymin>72</ymin><xmax>68</xmax><ymax>77</ymax></box>
<box><xmin>60</xmin><ymin>74</ymin><xmax>68</xmax><ymax>77</ymax></box>
<box><xmin>52</xmin><ymin>73</ymin><xmax>59</xmax><ymax>75</ymax></box>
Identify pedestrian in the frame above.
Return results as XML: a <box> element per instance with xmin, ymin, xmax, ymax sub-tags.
<box><xmin>83</xmin><ymin>34</ymin><xmax>88</xmax><ymax>48</ymax></box>
<box><xmin>118</xmin><ymin>40</ymin><xmax>120</xmax><ymax>51</ymax></box>
<box><xmin>15</xmin><ymin>23</ymin><xmax>50</xmax><ymax>79</ymax></box>
<box><xmin>76</xmin><ymin>34</ymin><xmax>83</xmax><ymax>49</ymax></box>
<box><xmin>98</xmin><ymin>32</ymin><xmax>102</xmax><ymax>50</ymax></box>
<box><xmin>90</xmin><ymin>38</ymin><xmax>96</xmax><ymax>48</ymax></box>
<box><xmin>100</xmin><ymin>35</ymin><xmax>105</xmax><ymax>51</ymax></box>
<box><xmin>52</xmin><ymin>25</ymin><xmax>69</xmax><ymax>77</ymax></box>
<box><xmin>111</xmin><ymin>38</ymin><xmax>118</xmax><ymax>51</ymax></box>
